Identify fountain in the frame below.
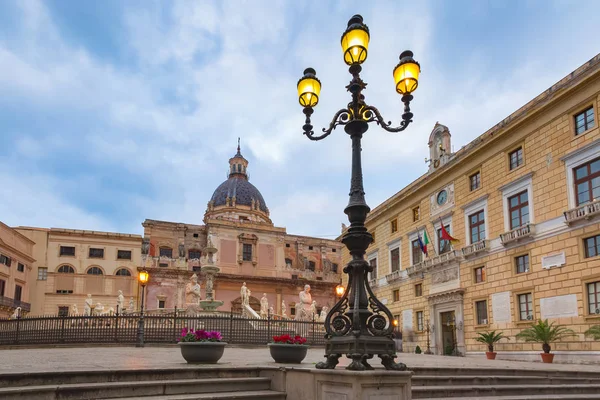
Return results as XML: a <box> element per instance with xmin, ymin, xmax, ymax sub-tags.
<box><xmin>198</xmin><ymin>234</ymin><xmax>224</xmax><ymax>312</ymax></box>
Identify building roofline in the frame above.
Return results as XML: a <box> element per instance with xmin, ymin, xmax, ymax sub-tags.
<box><xmin>1</xmin><ymin>222</ymin><xmax>37</xmax><ymax>245</ymax></box>
<box><xmin>49</xmin><ymin>228</ymin><xmax>142</xmax><ymax>240</ymax></box>
<box><xmin>367</xmin><ymin>53</ymin><xmax>600</xmax><ymax>223</ymax></box>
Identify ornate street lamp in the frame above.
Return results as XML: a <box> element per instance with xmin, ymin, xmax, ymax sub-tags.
<box><xmin>136</xmin><ymin>268</ymin><xmax>149</xmax><ymax>348</ymax></box>
<box><xmin>298</xmin><ymin>14</ymin><xmax>420</xmax><ymax>371</ymax></box>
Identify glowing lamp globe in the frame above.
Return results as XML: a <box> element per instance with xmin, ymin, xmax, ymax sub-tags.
<box><xmin>138</xmin><ymin>269</ymin><xmax>149</xmax><ymax>286</ymax></box>
<box><xmin>393</xmin><ymin>50</ymin><xmax>420</xmax><ymax>95</ymax></box>
<box><xmin>341</xmin><ymin>15</ymin><xmax>370</xmax><ymax>65</ymax></box>
<box><xmin>297</xmin><ymin>68</ymin><xmax>321</xmax><ymax>107</ymax></box>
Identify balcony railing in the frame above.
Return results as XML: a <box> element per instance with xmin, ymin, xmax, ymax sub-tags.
<box><xmin>368</xmin><ymin>278</ymin><xmax>378</xmax><ymax>288</ymax></box>
<box><xmin>500</xmin><ymin>223</ymin><xmax>535</xmax><ymax>245</ymax></box>
<box><xmin>407</xmin><ymin>250</ymin><xmax>461</xmax><ymax>276</ymax></box>
<box><xmin>564</xmin><ymin>199</ymin><xmax>600</xmax><ymax>224</ymax></box>
<box><xmin>0</xmin><ymin>296</ymin><xmax>31</xmax><ymax>313</ymax></box>
<box><xmin>385</xmin><ymin>270</ymin><xmax>402</xmax><ymax>283</ymax></box>
<box><xmin>461</xmin><ymin>240</ymin><xmax>490</xmax><ymax>258</ymax></box>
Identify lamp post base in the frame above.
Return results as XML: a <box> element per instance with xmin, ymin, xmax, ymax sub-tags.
<box><xmin>136</xmin><ymin>318</ymin><xmax>145</xmax><ymax>348</ymax></box>
<box><xmin>316</xmin><ymin>335</ymin><xmax>406</xmax><ymax>371</ymax></box>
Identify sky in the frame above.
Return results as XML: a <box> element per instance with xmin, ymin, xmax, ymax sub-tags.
<box><xmin>1</xmin><ymin>0</ymin><xmax>599</xmax><ymax>239</ymax></box>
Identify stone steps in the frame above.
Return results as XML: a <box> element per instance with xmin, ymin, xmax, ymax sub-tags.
<box><xmin>99</xmin><ymin>390</ymin><xmax>286</xmax><ymax>400</ymax></box>
<box><xmin>410</xmin><ymin>367</ymin><xmax>600</xmax><ymax>399</ymax></box>
<box><xmin>412</xmin><ymin>375</ymin><xmax>596</xmax><ymax>386</ymax></box>
<box><xmin>417</xmin><ymin>396</ymin><xmax>600</xmax><ymax>400</ymax></box>
<box><xmin>0</xmin><ymin>367</ymin><xmax>262</xmax><ymax>388</ymax></box>
<box><xmin>0</xmin><ymin>376</ymin><xmax>280</xmax><ymax>400</ymax></box>
<box><xmin>412</xmin><ymin>383</ymin><xmax>600</xmax><ymax>399</ymax></box>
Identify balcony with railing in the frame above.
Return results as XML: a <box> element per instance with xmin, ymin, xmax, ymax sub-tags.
<box><xmin>0</xmin><ymin>296</ymin><xmax>31</xmax><ymax>313</ymax></box>
<box><xmin>564</xmin><ymin>199</ymin><xmax>600</xmax><ymax>224</ymax></box>
<box><xmin>461</xmin><ymin>240</ymin><xmax>490</xmax><ymax>258</ymax></box>
<box><xmin>368</xmin><ymin>278</ymin><xmax>378</xmax><ymax>289</ymax></box>
<box><xmin>407</xmin><ymin>250</ymin><xmax>461</xmax><ymax>277</ymax></box>
<box><xmin>385</xmin><ymin>270</ymin><xmax>402</xmax><ymax>283</ymax></box>
<box><xmin>500</xmin><ymin>223</ymin><xmax>535</xmax><ymax>246</ymax></box>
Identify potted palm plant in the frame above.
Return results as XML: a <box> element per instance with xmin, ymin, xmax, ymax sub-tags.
<box><xmin>475</xmin><ymin>330</ymin><xmax>508</xmax><ymax>360</ymax></box>
<box><xmin>178</xmin><ymin>328</ymin><xmax>226</xmax><ymax>364</ymax></box>
<box><xmin>584</xmin><ymin>325</ymin><xmax>600</xmax><ymax>340</ymax></box>
<box><xmin>268</xmin><ymin>334</ymin><xmax>309</xmax><ymax>363</ymax></box>
<box><xmin>516</xmin><ymin>319</ymin><xmax>575</xmax><ymax>363</ymax></box>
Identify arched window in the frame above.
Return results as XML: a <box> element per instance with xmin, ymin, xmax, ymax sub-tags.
<box><xmin>87</xmin><ymin>266</ymin><xmax>103</xmax><ymax>275</ymax></box>
<box><xmin>57</xmin><ymin>265</ymin><xmax>75</xmax><ymax>273</ymax></box>
<box><xmin>115</xmin><ymin>268</ymin><xmax>131</xmax><ymax>276</ymax></box>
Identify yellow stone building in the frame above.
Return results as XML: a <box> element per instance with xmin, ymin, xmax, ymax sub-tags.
<box><xmin>16</xmin><ymin>227</ymin><xmax>141</xmax><ymax>316</ymax></box>
<box><xmin>341</xmin><ymin>54</ymin><xmax>600</xmax><ymax>362</ymax></box>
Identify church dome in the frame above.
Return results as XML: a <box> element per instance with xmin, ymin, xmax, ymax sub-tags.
<box><xmin>208</xmin><ymin>139</ymin><xmax>268</xmax><ymax>213</ymax></box>
<box><xmin>210</xmin><ymin>177</ymin><xmax>268</xmax><ymax>212</ymax></box>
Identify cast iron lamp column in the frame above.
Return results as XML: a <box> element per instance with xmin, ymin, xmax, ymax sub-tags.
<box><xmin>297</xmin><ymin>14</ymin><xmax>420</xmax><ymax>371</ymax></box>
<box><xmin>136</xmin><ymin>268</ymin><xmax>149</xmax><ymax>348</ymax></box>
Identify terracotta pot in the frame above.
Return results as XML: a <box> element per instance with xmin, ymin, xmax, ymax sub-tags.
<box><xmin>540</xmin><ymin>353</ymin><xmax>554</xmax><ymax>363</ymax></box>
<box><xmin>485</xmin><ymin>352</ymin><xmax>497</xmax><ymax>360</ymax></box>
<box><xmin>178</xmin><ymin>342</ymin><xmax>227</xmax><ymax>364</ymax></box>
<box><xmin>268</xmin><ymin>343</ymin><xmax>309</xmax><ymax>363</ymax></box>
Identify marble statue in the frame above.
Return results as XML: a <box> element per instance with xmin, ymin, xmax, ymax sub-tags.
<box><xmin>10</xmin><ymin>307</ymin><xmax>21</xmax><ymax>319</ymax></box>
<box><xmin>128</xmin><ymin>297</ymin><xmax>135</xmax><ymax>313</ymax></box>
<box><xmin>178</xmin><ymin>241</ymin><xmax>185</xmax><ymax>258</ymax></box>
<box><xmin>95</xmin><ymin>303</ymin><xmax>104</xmax><ymax>315</ymax></box>
<box><xmin>142</xmin><ymin>237</ymin><xmax>150</xmax><ymax>255</ymax></box>
<box><xmin>269</xmin><ymin>306</ymin><xmax>274</xmax><ymax>316</ymax></box>
<box><xmin>185</xmin><ymin>274</ymin><xmax>202</xmax><ymax>305</ymax></box>
<box><xmin>311</xmin><ymin>301</ymin><xmax>318</xmax><ymax>317</ymax></box>
<box><xmin>116</xmin><ymin>290</ymin><xmax>124</xmax><ymax>313</ymax></box>
<box><xmin>295</xmin><ymin>284</ymin><xmax>313</xmax><ymax>321</ymax></box>
<box><xmin>205</xmin><ymin>276</ymin><xmax>213</xmax><ymax>298</ymax></box>
<box><xmin>72</xmin><ymin>304</ymin><xmax>79</xmax><ymax>316</ymax></box>
<box><xmin>281</xmin><ymin>300</ymin><xmax>287</xmax><ymax>318</ymax></box>
<box><xmin>240</xmin><ymin>282</ymin><xmax>249</xmax><ymax>307</ymax></box>
<box><xmin>84</xmin><ymin>294</ymin><xmax>93</xmax><ymax>316</ymax></box>
<box><xmin>319</xmin><ymin>306</ymin><xmax>329</xmax><ymax>322</ymax></box>
<box><xmin>260</xmin><ymin>293</ymin><xmax>269</xmax><ymax>319</ymax></box>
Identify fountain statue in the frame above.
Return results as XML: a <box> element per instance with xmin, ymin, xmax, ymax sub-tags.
<box><xmin>198</xmin><ymin>232</ymin><xmax>224</xmax><ymax>312</ymax></box>
<box><xmin>281</xmin><ymin>300</ymin><xmax>287</xmax><ymax>318</ymax></box>
<box><xmin>84</xmin><ymin>294</ymin><xmax>93</xmax><ymax>316</ymax></box>
<box><xmin>116</xmin><ymin>290</ymin><xmax>124</xmax><ymax>313</ymax></box>
<box><xmin>260</xmin><ymin>293</ymin><xmax>269</xmax><ymax>319</ymax></box>
<box><xmin>295</xmin><ymin>284</ymin><xmax>313</xmax><ymax>321</ymax></box>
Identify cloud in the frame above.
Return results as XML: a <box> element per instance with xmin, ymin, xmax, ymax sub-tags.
<box><xmin>0</xmin><ymin>0</ymin><xmax>599</xmax><ymax>239</ymax></box>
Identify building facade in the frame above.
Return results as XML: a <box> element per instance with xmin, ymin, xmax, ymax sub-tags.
<box><xmin>0</xmin><ymin>222</ymin><xmax>35</xmax><ymax>318</ymax></box>
<box><xmin>16</xmin><ymin>227</ymin><xmax>141</xmax><ymax>316</ymax></box>
<box><xmin>141</xmin><ymin>143</ymin><xmax>343</xmax><ymax>315</ymax></box>
<box><xmin>341</xmin><ymin>54</ymin><xmax>600</xmax><ymax>361</ymax></box>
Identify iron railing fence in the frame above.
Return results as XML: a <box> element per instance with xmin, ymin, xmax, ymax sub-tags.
<box><xmin>0</xmin><ymin>313</ymin><xmax>327</xmax><ymax>346</ymax></box>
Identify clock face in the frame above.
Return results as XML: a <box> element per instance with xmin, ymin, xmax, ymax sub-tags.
<box><xmin>437</xmin><ymin>190</ymin><xmax>448</xmax><ymax>205</ymax></box>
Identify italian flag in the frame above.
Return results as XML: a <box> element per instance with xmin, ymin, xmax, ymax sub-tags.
<box><xmin>418</xmin><ymin>231</ymin><xmax>429</xmax><ymax>256</ymax></box>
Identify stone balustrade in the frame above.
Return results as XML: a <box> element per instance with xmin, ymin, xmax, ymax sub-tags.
<box><xmin>461</xmin><ymin>240</ymin><xmax>489</xmax><ymax>257</ymax></box>
<box><xmin>500</xmin><ymin>223</ymin><xmax>535</xmax><ymax>245</ymax></box>
<box><xmin>563</xmin><ymin>199</ymin><xmax>600</xmax><ymax>224</ymax></box>
<box><xmin>385</xmin><ymin>270</ymin><xmax>402</xmax><ymax>283</ymax></box>
<box><xmin>407</xmin><ymin>250</ymin><xmax>461</xmax><ymax>277</ymax></box>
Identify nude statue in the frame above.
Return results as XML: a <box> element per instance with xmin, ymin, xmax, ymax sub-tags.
<box><xmin>116</xmin><ymin>290</ymin><xmax>124</xmax><ymax>313</ymax></box>
<box><xmin>240</xmin><ymin>282</ymin><xmax>249</xmax><ymax>306</ymax></box>
<box><xmin>296</xmin><ymin>284</ymin><xmax>313</xmax><ymax>321</ymax></box>
<box><xmin>260</xmin><ymin>293</ymin><xmax>269</xmax><ymax>318</ymax></box>
<box><xmin>281</xmin><ymin>300</ymin><xmax>287</xmax><ymax>318</ymax></box>
<box><xmin>84</xmin><ymin>294</ymin><xmax>93</xmax><ymax>316</ymax></box>
<box><xmin>185</xmin><ymin>274</ymin><xmax>202</xmax><ymax>305</ymax></box>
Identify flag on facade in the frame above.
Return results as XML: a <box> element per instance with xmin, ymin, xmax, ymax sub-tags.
<box><xmin>439</xmin><ymin>219</ymin><xmax>459</xmax><ymax>243</ymax></box>
<box><xmin>418</xmin><ymin>231</ymin><xmax>429</xmax><ymax>256</ymax></box>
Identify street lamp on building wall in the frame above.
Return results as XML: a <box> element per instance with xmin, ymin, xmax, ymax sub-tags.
<box><xmin>136</xmin><ymin>268</ymin><xmax>149</xmax><ymax>348</ymax></box>
<box><xmin>298</xmin><ymin>14</ymin><xmax>420</xmax><ymax>371</ymax></box>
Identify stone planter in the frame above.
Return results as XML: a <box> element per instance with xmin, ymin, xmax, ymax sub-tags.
<box><xmin>485</xmin><ymin>352</ymin><xmax>497</xmax><ymax>360</ymax></box>
<box><xmin>540</xmin><ymin>353</ymin><xmax>554</xmax><ymax>363</ymax></box>
<box><xmin>268</xmin><ymin>343</ymin><xmax>309</xmax><ymax>363</ymax></box>
<box><xmin>178</xmin><ymin>342</ymin><xmax>227</xmax><ymax>364</ymax></box>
